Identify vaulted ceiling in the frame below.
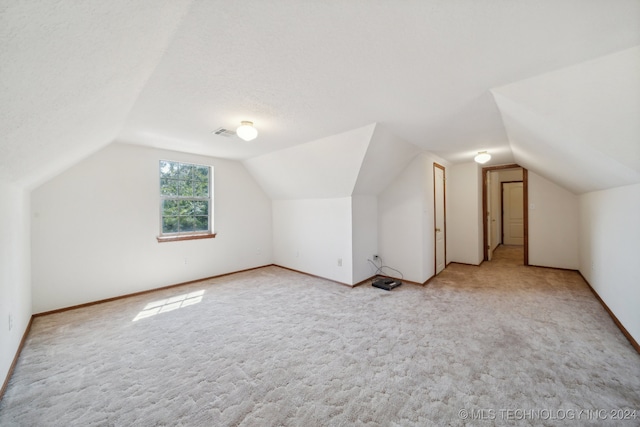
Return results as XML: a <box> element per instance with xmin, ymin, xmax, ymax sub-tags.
<box><xmin>492</xmin><ymin>46</ymin><xmax>640</xmax><ymax>194</ymax></box>
<box><xmin>1</xmin><ymin>1</ymin><xmax>639</xmax><ymax>194</ymax></box>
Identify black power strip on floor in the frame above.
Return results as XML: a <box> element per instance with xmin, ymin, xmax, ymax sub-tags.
<box><xmin>372</xmin><ymin>278</ymin><xmax>402</xmax><ymax>291</ymax></box>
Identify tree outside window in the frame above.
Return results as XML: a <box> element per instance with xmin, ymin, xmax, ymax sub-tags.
<box><xmin>159</xmin><ymin>160</ymin><xmax>212</xmax><ymax>236</ymax></box>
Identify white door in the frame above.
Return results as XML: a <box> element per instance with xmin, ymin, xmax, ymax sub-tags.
<box><xmin>434</xmin><ymin>164</ymin><xmax>446</xmax><ymax>274</ymax></box>
<box><xmin>487</xmin><ymin>172</ymin><xmax>493</xmax><ymax>261</ymax></box>
<box><xmin>503</xmin><ymin>182</ymin><xmax>524</xmax><ymax>245</ymax></box>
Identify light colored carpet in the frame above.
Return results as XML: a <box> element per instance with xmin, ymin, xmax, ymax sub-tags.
<box><xmin>1</xmin><ymin>246</ymin><xmax>639</xmax><ymax>426</ymax></box>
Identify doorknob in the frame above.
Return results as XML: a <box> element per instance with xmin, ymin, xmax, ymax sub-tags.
<box><xmin>435</xmin><ymin>228</ymin><xmax>441</xmax><ymax>232</ymax></box>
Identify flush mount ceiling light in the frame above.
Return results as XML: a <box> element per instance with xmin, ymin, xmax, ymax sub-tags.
<box><xmin>236</xmin><ymin>121</ymin><xmax>258</xmax><ymax>141</ymax></box>
<box><xmin>474</xmin><ymin>151</ymin><xmax>491</xmax><ymax>164</ymax></box>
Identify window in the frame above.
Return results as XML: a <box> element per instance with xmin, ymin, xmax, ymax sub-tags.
<box><xmin>157</xmin><ymin>160</ymin><xmax>215</xmax><ymax>242</ymax></box>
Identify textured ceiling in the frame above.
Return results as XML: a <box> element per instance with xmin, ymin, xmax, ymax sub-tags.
<box><xmin>243</xmin><ymin>123</ymin><xmax>423</xmax><ymax>200</ymax></box>
<box><xmin>1</xmin><ymin>0</ymin><xmax>640</xmax><ymax>193</ymax></box>
<box><xmin>243</xmin><ymin>124</ymin><xmax>375</xmax><ymax>200</ymax></box>
<box><xmin>0</xmin><ymin>0</ymin><xmax>192</xmax><ymax>187</ymax></box>
<box><xmin>493</xmin><ymin>47</ymin><xmax>640</xmax><ymax>194</ymax></box>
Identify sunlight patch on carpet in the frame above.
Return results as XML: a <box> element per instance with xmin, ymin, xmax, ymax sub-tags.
<box><xmin>132</xmin><ymin>290</ymin><xmax>205</xmax><ymax>321</ymax></box>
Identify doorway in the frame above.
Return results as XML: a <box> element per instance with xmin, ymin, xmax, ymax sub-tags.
<box><xmin>482</xmin><ymin>165</ymin><xmax>528</xmax><ymax>265</ymax></box>
<box><xmin>502</xmin><ymin>181</ymin><xmax>524</xmax><ymax>245</ymax></box>
<box><xmin>434</xmin><ymin>163</ymin><xmax>446</xmax><ymax>275</ymax></box>
<box><xmin>486</xmin><ymin>171</ymin><xmax>499</xmax><ymax>260</ymax></box>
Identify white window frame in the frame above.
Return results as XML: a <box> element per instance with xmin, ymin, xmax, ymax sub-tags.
<box><xmin>157</xmin><ymin>160</ymin><xmax>215</xmax><ymax>243</ymax></box>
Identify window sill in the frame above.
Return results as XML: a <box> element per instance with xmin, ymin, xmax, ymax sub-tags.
<box><xmin>156</xmin><ymin>232</ymin><xmax>217</xmax><ymax>243</ymax></box>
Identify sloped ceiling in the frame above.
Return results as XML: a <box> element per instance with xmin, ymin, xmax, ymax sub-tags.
<box><xmin>243</xmin><ymin>123</ymin><xmax>422</xmax><ymax>199</ymax></box>
<box><xmin>0</xmin><ymin>0</ymin><xmax>193</xmax><ymax>188</ymax></box>
<box><xmin>352</xmin><ymin>124</ymin><xmax>423</xmax><ymax>196</ymax></box>
<box><xmin>243</xmin><ymin>124</ymin><xmax>374</xmax><ymax>199</ymax></box>
<box><xmin>1</xmin><ymin>1</ymin><xmax>639</xmax><ymax>194</ymax></box>
<box><xmin>492</xmin><ymin>46</ymin><xmax>640</xmax><ymax>194</ymax></box>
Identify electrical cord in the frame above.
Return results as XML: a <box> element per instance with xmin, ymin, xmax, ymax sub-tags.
<box><xmin>367</xmin><ymin>256</ymin><xmax>404</xmax><ymax>281</ymax></box>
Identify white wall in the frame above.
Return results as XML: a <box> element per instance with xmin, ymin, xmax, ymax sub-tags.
<box><xmin>449</xmin><ymin>162</ymin><xmax>483</xmax><ymax>265</ymax></box>
<box><xmin>528</xmin><ymin>171</ymin><xmax>579</xmax><ymax>269</ymax></box>
<box><xmin>272</xmin><ymin>198</ymin><xmax>353</xmax><ymax>284</ymax></box>
<box><xmin>352</xmin><ymin>195</ymin><xmax>378</xmax><ymax>284</ymax></box>
<box><xmin>0</xmin><ymin>181</ymin><xmax>31</xmax><ymax>389</ymax></box>
<box><xmin>579</xmin><ymin>183</ymin><xmax>640</xmax><ymax>344</ymax></box>
<box><xmin>378</xmin><ymin>153</ymin><xmax>448</xmax><ymax>283</ymax></box>
<box><xmin>378</xmin><ymin>157</ymin><xmax>424</xmax><ymax>283</ymax></box>
<box><xmin>31</xmin><ymin>143</ymin><xmax>272</xmax><ymax>313</ymax></box>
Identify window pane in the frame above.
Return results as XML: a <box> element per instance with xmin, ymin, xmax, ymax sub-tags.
<box><xmin>160</xmin><ymin>161</ymin><xmax>211</xmax><ymax>236</ymax></box>
<box><xmin>195</xmin><ymin>166</ymin><xmax>209</xmax><ymax>181</ymax></box>
<box><xmin>178</xmin><ymin>200</ymin><xmax>193</xmax><ymax>215</ymax></box>
<box><xmin>193</xmin><ymin>179</ymin><xmax>208</xmax><ymax>197</ymax></box>
<box><xmin>175</xmin><ymin>180</ymin><xmax>184</xmax><ymax>197</ymax></box>
<box><xmin>193</xmin><ymin>201</ymin><xmax>208</xmax><ymax>215</ymax></box>
<box><xmin>194</xmin><ymin>216</ymin><xmax>209</xmax><ymax>231</ymax></box>
<box><xmin>163</xmin><ymin>200</ymin><xmax>179</xmax><ymax>216</ymax></box>
<box><xmin>163</xmin><ymin>217</ymin><xmax>179</xmax><ymax>233</ymax></box>
<box><xmin>160</xmin><ymin>179</ymin><xmax>179</xmax><ymax>196</ymax></box>
<box><xmin>179</xmin><ymin>216</ymin><xmax>195</xmax><ymax>232</ymax></box>
<box><xmin>181</xmin><ymin>179</ymin><xmax>195</xmax><ymax>197</ymax></box>
<box><xmin>160</xmin><ymin>161</ymin><xmax>179</xmax><ymax>179</ymax></box>
<box><xmin>178</xmin><ymin>164</ymin><xmax>194</xmax><ymax>179</ymax></box>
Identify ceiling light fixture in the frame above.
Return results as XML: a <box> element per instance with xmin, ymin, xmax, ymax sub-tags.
<box><xmin>474</xmin><ymin>151</ymin><xmax>491</xmax><ymax>164</ymax></box>
<box><xmin>236</xmin><ymin>121</ymin><xmax>258</xmax><ymax>141</ymax></box>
